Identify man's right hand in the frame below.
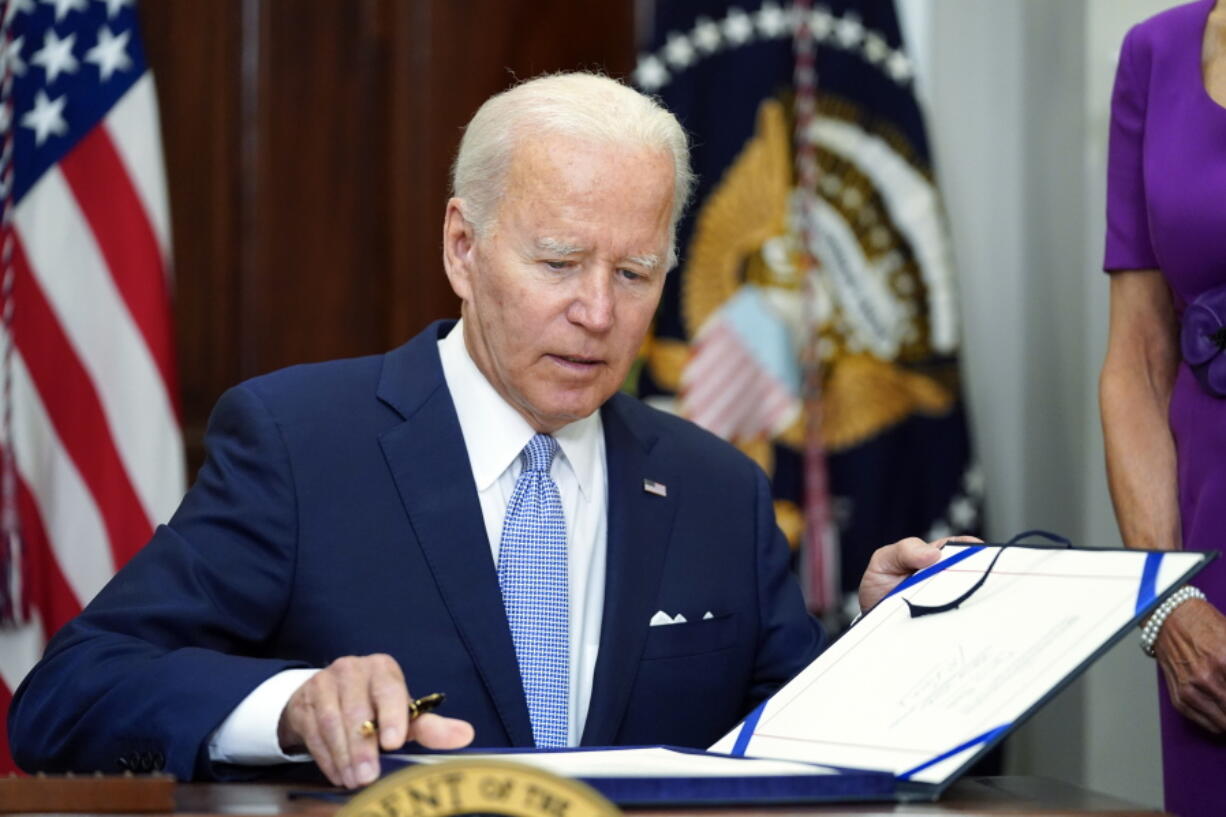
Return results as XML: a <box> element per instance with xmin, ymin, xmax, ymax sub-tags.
<box><xmin>277</xmin><ymin>654</ymin><xmax>474</xmax><ymax>789</ymax></box>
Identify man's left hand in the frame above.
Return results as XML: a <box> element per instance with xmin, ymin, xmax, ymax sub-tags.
<box><xmin>858</xmin><ymin>536</ymin><xmax>982</xmax><ymax>612</ymax></box>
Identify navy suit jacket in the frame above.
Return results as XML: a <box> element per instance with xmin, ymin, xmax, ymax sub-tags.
<box><xmin>9</xmin><ymin>321</ymin><xmax>824</xmax><ymax>781</ymax></box>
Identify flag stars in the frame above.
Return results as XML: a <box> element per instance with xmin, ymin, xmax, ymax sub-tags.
<box><xmin>835</xmin><ymin>13</ymin><xmax>864</xmax><ymax>48</ymax></box>
<box><xmin>633</xmin><ymin>54</ymin><xmax>668</xmax><ymax>91</ymax></box>
<box><xmin>101</xmin><ymin>0</ymin><xmax>134</xmax><ymax>18</ymax></box>
<box><xmin>663</xmin><ymin>32</ymin><xmax>695</xmax><ymax>69</ymax></box>
<box><xmin>5</xmin><ymin>0</ymin><xmax>35</xmax><ymax>26</ymax></box>
<box><xmin>950</xmin><ymin>496</ymin><xmax>979</xmax><ymax>529</ymax></box>
<box><xmin>755</xmin><ymin>2</ymin><xmax>787</xmax><ymax>38</ymax></box>
<box><xmin>3</xmin><ymin>36</ymin><xmax>27</xmax><ymax>77</ymax></box>
<box><xmin>41</xmin><ymin>0</ymin><xmax>88</xmax><ymax>22</ymax></box>
<box><xmin>85</xmin><ymin>25</ymin><xmax>132</xmax><ymax>81</ymax></box>
<box><xmin>633</xmin><ymin>5</ymin><xmax>914</xmax><ymax>94</ymax></box>
<box><xmin>21</xmin><ymin>89</ymin><xmax>68</xmax><ymax>145</ymax></box>
<box><xmin>692</xmin><ymin>17</ymin><xmax>721</xmax><ymax>53</ymax></box>
<box><xmin>863</xmin><ymin>32</ymin><xmax>889</xmax><ymax>64</ymax></box>
<box><xmin>963</xmin><ymin>465</ymin><xmax>986</xmax><ymax>498</ymax></box>
<box><xmin>808</xmin><ymin>8</ymin><xmax>834</xmax><ymax>39</ymax></box>
<box><xmin>927</xmin><ymin>520</ymin><xmax>953</xmax><ymax>543</ymax></box>
<box><xmin>722</xmin><ymin>8</ymin><xmax>754</xmax><ymax>45</ymax></box>
<box><xmin>31</xmin><ymin>29</ymin><xmax>79</xmax><ymax>84</ymax></box>
<box><xmin>886</xmin><ymin>50</ymin><xmax>914</xmax><ymax>82</ymax></box>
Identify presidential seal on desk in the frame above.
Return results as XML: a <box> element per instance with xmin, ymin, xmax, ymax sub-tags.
<box><xmin>338</xmin><ymin>760</ymin><xmax>621</xmax><ymax>817</ymax></box>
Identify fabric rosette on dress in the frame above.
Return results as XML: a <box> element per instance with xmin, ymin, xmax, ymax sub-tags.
<box><xmin>1181</xmin><ymin>283</ymin><xmax>1226</xmax><ymax>399</ymax></box>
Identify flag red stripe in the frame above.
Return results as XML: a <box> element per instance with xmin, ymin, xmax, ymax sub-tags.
<box><xmin>720</xmin><ymin>369</ymin><xmax>775</xmax><ymax>435</ymax></box>
<box><xmin>681</xmin><ymin>341</ymin><xmax>753</xmax><ymax>405</ymax></box>
<box><xmin>13</xmin><ymin>239</ymin><xmax>153</xmax><ymax>567</ymax></box>
<box><xmin>681</xmin><ymin>325</ymin><xmax>738</xmax><ymax>385</ymax></box>
<box><xmin>757</xmin><ymin>385</ymin><xmax>796</xmax><ymax>430</ymax></box>
<box><xmin>58</xmin><ymin>127</ymin><xmax>179</xmax><ymax>418</ymax></box>
<box><xmin>0</xmin><ymin>677</ymin><xmax>15</xmax><ymax>774</ymax></box>
<box><xmin>17</xmin><ymin>472</ymin><xmax>83</xmax><ymax>640</ymax></box>
<box><xmin>689</xmin><ymin>363</ymin><xmax>758</xmax><ymax>430</ymax></box>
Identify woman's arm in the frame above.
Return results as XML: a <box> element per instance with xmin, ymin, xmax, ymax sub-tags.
<box><xmin>1100</xmin><ymin>269</ymin><xmax>1180</xmax><ymax>552</ymax></box>
<box><xmin>1100</xmin><ymin>269</ymin><xmax>1226</xmax><ymax>734</ymax></box>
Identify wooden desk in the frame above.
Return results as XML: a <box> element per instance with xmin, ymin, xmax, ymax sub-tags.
<box><xmin>163</xmin><ymin>777</ymin><xmax>1166</xmax><ymax>817</ymax></box>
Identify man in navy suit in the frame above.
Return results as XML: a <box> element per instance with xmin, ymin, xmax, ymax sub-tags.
<box><xmin>9</xmin><ymin>73</ymin><xmax>943</xmax><ymax>788</ymax></box>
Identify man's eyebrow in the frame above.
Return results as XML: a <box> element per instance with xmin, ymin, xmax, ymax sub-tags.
<box><xmin>626</xmin><ymin>253</ymin><xmax>661</xmax><ymax>271</ymax></box>
<box><xmin>536</xmin><ymin>237</ymin><xmax>586</xmax><ymax>255</ymax></box>
<box><xmin>535</xmin><ymin>239</ymin><xmax>660</xmax><ymax>271</ymax></box>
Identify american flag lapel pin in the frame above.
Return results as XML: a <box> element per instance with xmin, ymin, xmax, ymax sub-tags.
<box><xmin>643</xmin><ymin>478</ymin><xmax>667</xmax><ymax>497</ymax></box>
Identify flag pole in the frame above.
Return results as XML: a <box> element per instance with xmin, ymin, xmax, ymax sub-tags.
<box><xmin>792</xmin><ymin>0</ymin><xmax>839</xmax><ymax>616</ymax></box>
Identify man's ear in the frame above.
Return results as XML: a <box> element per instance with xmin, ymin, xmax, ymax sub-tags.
<box><xmin>442</xmin><ymin>198</ymin><xmax>478</xmax><ymax>301</ymax></box>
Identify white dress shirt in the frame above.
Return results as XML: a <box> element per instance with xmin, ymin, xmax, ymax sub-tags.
<box><xmin>208</xmin><ymin>320</ymin><xmax>607</xmax><ymax>762</ymax></box>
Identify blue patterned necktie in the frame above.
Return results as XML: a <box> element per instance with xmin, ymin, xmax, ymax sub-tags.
<box><xmin>497</xmin><ymin>433</ymin><xmax>569</xmax><ymax>747</ymax></box>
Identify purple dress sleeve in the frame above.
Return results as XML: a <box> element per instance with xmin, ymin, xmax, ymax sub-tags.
<box><xmin>1103</xmin><ymin>26</ymin><xmax>1159</xmax><ymax>272</ymax></box>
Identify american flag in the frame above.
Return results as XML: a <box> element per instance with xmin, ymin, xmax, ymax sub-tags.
<box><xmin>0</xmin><ymin>0</ymin><xmax>183</xmax><ymax>772</ymax></box>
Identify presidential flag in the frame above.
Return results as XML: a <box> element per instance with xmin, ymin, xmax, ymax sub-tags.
<box><xmin>0</xmin><ymin>0</ymin><xmax>183</xmax><ymax>772</ymax></box>
<box><xmin>631</xmin><ymin>0</ymin><xmax>982</xmax><ymax>615</ymax></box>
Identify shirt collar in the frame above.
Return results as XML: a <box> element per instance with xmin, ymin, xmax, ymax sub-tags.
<box><xmin>438</xmin><ymin>319</ymin><xmax>602</xmax><ymax>497</ymax></box>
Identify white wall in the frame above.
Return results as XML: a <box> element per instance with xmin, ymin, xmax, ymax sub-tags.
<box><xmin>901</xmin><ymin>0</ymin><xmax>1179</xmax><ymax>807</ymax></box>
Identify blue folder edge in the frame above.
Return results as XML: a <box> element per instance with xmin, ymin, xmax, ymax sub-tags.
<box><xmin>364</xmin><ymin>546</ymin><xmax>1215</xmax><ymax>807</ymax></box>
<box><xmin>880</xmin><ymin>545</ymin><xmax>1215</xmax><ymax>799</ymax></box>
<box><xmin>379</xmin><ymin>744</ymin><xmax>896</xmax><ymax>806</ymax></box>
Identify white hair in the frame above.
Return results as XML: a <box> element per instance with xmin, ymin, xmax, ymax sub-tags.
<box><xmin>451</xmin><ymin>72</ymin><xmax>694</xmax><ymax>268</ymax></box>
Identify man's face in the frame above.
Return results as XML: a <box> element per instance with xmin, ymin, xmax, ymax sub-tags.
<box><xmin>443</xmin><ymin>134</ymin><xmax>675</xmax><ymax>432</ymax></box>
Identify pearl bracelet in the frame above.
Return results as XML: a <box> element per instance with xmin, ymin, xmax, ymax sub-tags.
<box><xmin>1140</xmin><ymin>585</ymin><xmax>1206</xmax><ymax>657</ymax></box>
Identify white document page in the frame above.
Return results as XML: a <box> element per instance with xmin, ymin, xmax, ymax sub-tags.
<box><xmin>389</xmin><ymin>747</ymin><xmax>838</xmax><ymax>778</ymax></box>
<box><xmin>708</xmin><ymin>545</ymin><xmax>1204</xmax><ymax>786</ymax></box>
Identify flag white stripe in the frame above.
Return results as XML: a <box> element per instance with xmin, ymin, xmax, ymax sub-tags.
<box><xmin>758</xmin><ymin>379</ymin><xmax>798</xmax><ymax>424</ymax></box>
<box><xmin>684</xmin><ymin>335</ymin><xmax>756</xmax><ymax>410</ymax></box>
<box><xmin>11</xmin><ymin>352</ymin><xmax>113</xmax><ymax>606</ymax></box>
<box><xmin>719</xmin><ymin>369</ymin><xmax>771</xmax><ymax>437</ymax></box>
<box><xmin>685</xmin><ymin>351</ymin><xmax>753</xmax><ymax>416</ymax></box>
<box><xmin>16</xmin><ymin>169</ymin><xmax>185</xmax><ymax>527</ymax></box>
<box><xmin>685</xmin><ymin>331</ymin><xmax>801</xmax><ymax>440</ymax></box>
<box><xmin>689</xmin><ymin>364</ymin><xmax>757</xmax><ymax>438</ymax></box>
<box><xmin>104</xmin><ymin>74</ymin><xmax>172</xmax><ymax>265</ymax></box>
<box><xmin>0</xmin><ymin>615</ymin><xmax>45</xmax><ymax>694</ymax></box>
<box><xmin>681</xmin><ymin>327</ymin><xmax>750</xmax><ymax>397</ymax></box>
<box><xmin>679</xmin><ymin>324</ymin><xmax>738</xmax><ymax>386</ymax></box>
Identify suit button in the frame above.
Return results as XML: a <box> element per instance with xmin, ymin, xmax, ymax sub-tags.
<box><xmin>153</xmin><ymin>751</ymin><xmax>165</xmax><ymax>770</ymax></box>
<box><xmin>116</xmin><ymin>756</ymin><xmax>130</xmax><ymax>771</ymax></box>
<box><xmin>140</xmin><ymin>752</ymin><xmax>154</xmax><ymax>772</ymax></box>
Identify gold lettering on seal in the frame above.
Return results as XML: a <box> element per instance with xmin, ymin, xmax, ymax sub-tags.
<box><xmin>339</xmin><ymin>760</ymin><xmax>621</xmax><ymax>817</ymax></box>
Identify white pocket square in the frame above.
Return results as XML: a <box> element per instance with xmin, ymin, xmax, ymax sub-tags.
<box><xmin>649</xmin><ymin>610</ymin><xmax>688</xmax><ymax>626</ymax></box>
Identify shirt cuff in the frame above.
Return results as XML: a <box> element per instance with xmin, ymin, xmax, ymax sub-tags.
<box><xmin>207</xmin><ymin>668</ymin><xmax>320</xmax><ymax>765</ymax></box>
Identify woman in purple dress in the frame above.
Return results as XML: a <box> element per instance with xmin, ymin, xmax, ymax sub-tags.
<box><xmin>1100</xmin><ymin>1</ymin><xmax>1226</xmax><ymax>814</ymax></box>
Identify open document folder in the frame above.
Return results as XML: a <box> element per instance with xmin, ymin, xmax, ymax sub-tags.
<box><xmin>386</xmin><ymin>544</ymin><xmax>1212</xmax><ymax>805</ymax></box>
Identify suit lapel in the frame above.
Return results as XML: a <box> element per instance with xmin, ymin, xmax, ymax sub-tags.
<box><xmin>581</xmin><ymin>395</ymin><xmax>680</xmax><ymax>746</ymax></box>
<box><xmin>376</xmin><ymin>323</ymin><xmax>534</xmax><ymax>747</ymax></box>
